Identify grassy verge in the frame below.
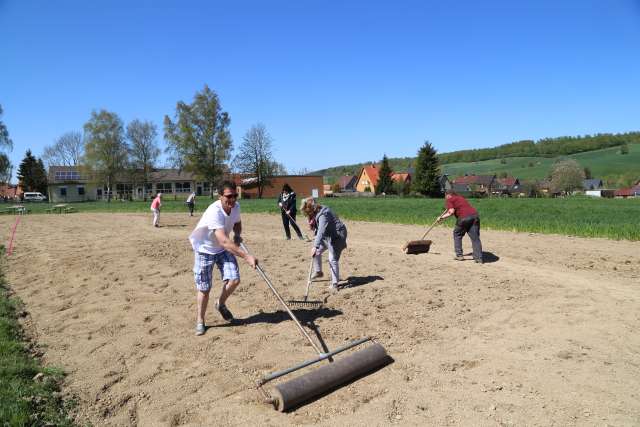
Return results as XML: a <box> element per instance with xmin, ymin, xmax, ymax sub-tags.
<box><xmin>0</xmin><ymin>249</ymin><xmax>75</xmax><ymax>426</ymax></box>
<box><xmin>14</xmin><ymin>196</ymin><xmax>640</xmax><ymax>240</ymax></box>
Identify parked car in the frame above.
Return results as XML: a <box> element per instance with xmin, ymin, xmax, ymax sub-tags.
<box><xmin>22</xmin><ymin>192</ymin><xmax>47</xmax><ymax>202</ymax></box>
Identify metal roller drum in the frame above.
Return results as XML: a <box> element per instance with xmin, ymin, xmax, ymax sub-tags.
<box><xmin>272</xmin><ymin>343</ymin><xmax>390</xmax><ymax>411</ymax></box>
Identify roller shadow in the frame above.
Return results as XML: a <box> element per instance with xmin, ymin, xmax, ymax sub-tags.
<box><xmin>339</xmin><ymin>275</ymin><xmax>384</xmax><ymax>289</ymax></box>
<box><xmin>161</xmin><ymin>224</ymin><xmax>188</xmax><ymax>228</ymax></box>
<box><xmin>464</xmin><ymin>251</ymin><xmax>499</xmax><ymax>263</ymax></box>
<box><xmin>210</xmin><ymin>307</ymin><xmax>342</xmax><ymax>328</ymax></box>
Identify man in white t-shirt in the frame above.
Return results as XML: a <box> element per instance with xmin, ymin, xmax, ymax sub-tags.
<box><xmin>188</xmin><ymin>181</ymin><xmax>257</xmax><ymax>336</ymax></box>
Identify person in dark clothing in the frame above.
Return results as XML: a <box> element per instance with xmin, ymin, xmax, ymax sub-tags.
<box><xmin>438</xmin><ymin>189</ymin><xmax>483</xmax><ymax>263</ymax></box>
<box><xmin>277</xmin><ymin>184</ymin><xmax>304</xmax><ymax>240</ymax></box>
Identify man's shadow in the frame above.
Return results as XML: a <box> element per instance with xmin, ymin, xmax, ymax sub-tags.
<box><xmin>339</xmin><ymin>275</ymin><xmax>384</xmax><ymax>289</ymax></box>
<box><xmin>210</xmin><ymin>307</ymin><xmax>342</xmax><ymax>328</ymax></box>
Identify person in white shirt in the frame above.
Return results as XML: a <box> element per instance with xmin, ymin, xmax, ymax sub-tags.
<box><xmin>185</xmin><ymin>192</ymin><xmax>196</xmax><ymax>216</ymax></box>
<box><xmin>188</xmin><ymin>181</ymin><xmax>257</xmax><ymax>336</ymax></box>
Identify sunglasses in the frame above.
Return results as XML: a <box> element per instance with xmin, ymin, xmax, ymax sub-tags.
<box><xmin>222</xmin><ymin>193</ymin><xmax>238</xmax><ymax>199</ymax></box>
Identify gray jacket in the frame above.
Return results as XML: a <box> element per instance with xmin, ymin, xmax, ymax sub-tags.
<box><xmin>313</xmin><ymin>206</ymin><xmax>347</xmax><ymax>251</ymax></box>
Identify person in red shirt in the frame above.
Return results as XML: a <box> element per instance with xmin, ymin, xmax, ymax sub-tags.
<box><xmin>438</xmin><ymin>189</ymin><xmax>483</xmax><ymax>263</ymax></box>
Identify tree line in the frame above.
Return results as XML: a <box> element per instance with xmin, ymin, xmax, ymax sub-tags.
<box><xmin>5</xmin><ymin>85</ymin><xmax>286</xmax><ymax>200</ymax></box>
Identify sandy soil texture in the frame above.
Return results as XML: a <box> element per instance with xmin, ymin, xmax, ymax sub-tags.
<box><xmin>3</xmin><ymin>211</ymin><xmax>640</xmax><ymax>426</ymax></box>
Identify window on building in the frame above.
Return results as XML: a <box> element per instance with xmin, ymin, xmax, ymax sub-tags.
<box><xmin>156</xmin><ymin>182</ymin><xmax>172</xmax><ymax>193</ymax></box>
<box><xmin>60</xmin><ymin>187</ymin><xmax>67</xmax><ymax>196</ymax></box>
<box><xmin>203</xmin><ymin>182</ymin><xmax>211</xmax><ymax>194</ymax></box>
<box><xmin>175</xmin><ymin>182</ymin><xmax>191</xmax><ymax>193</ymax></box>
<box><xmin>77</xmin><ymin>186</ymin><xmax>85</xmax><ymax>196</ymax></box>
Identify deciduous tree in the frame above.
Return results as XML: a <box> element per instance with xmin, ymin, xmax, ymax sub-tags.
<box><xmin>233</xmin><ymin>123</ymin><xmax>275</xmax><ymax>198</ymax></box>
<box><xmin>164</xmin><ymin>85</ymin><xmax>232</xmax><ymax>195</ymax></box>
<box><xmin>127</xmin><ymin>119</ymin><xmax>160</xmax><ymax>200</ymax></box>
<box><xmin>0</xmin><ymin>153</ymin><xmax>12</xmax><ymax>184</ymax></box>
<box><xmin>83</xmin><ymin>110</ymin><xmax>129</xmax><ymax>202</ymax></box>
<box><xmin>0</xmin><ymin>105</ymin><xmax>13</xmax><ymax>151</ymax></box>
<box><xmin>549</xmin><ymin>159</ymin><xmax>585</xmax><ymax>195</ymax></box>
<box><xmin>42</xmin><ymin>131</ymin><xmax>84</xmax><ymax>167</ymax></box>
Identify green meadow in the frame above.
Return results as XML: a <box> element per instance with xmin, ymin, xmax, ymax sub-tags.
<box><xmin>15</xmin><ymin>196</ymin><xmax>640</xmax><ymax>241</ymax></box>
<box><xmin>441</xmin><ymin>143</ymin><xmax>640</xmax><ymax>183</ymax></box>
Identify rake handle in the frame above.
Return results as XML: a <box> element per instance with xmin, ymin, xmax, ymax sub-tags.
<box><xmin>419</xmin><ymin>209</ymin><xmax>448</xmax><ymax>241</ymax></box>
<box><xmin>304</xmin><ymin>257</ymin><xmax>314</xmax><ymax>301</ymax></box>
<box><xmin>240</xmin><ymin>243</ymin><xmax>324</xmax><ymax>356</ymax></box>
<box><xmin>281</xmin><ymin>207</ymin><xmax>311</xmax><ymax>241</ymax></box>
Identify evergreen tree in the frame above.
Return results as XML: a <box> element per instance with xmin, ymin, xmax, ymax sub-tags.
<box><xmin>376</xmin><ymin>155</ymin><xmax>394</xmax><ymax>195</ymax></box>
<box><xmin>412</xmin><ymin>141</ymin><xmax>441</xmax><ymax>197</ymax></box>
<box><xmin>17</xmin><ymin>150</ymin><xmax>48</xmax><ymax>193</ymax></box>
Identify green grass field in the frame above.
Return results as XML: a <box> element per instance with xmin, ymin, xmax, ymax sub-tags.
<box><xmin>14</xmin><ymin>196</ymin><xmax>640</xmax><ymax>241</ymax></box>
<box><xmin>0</xmin><ymin>254</ymin><xmax>75</xmax><ymax>426</ymax></box>
<box><xmin>441</xmin><ymin>143</ymin><xmax>640</xmax><ymax>182</ymax></box>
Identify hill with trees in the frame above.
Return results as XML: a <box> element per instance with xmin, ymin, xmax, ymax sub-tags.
<box><xmin>313</xmin><ymin>132</ymin><xmax>640</xmax><ymax>187</ymax></box>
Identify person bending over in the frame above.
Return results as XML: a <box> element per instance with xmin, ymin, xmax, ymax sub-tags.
<box><xmin>301</xmin><ymin>197</ymin><xmax>348</xmax><ymax>291</ymax></box>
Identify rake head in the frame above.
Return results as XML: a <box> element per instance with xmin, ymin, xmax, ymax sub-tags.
<box><xmin>403</xmin><ymin>239</ymin><xmax>432</xmax><ymax>255</ymax></box>
<box><xmin>285</xmin><ymin>299</ymin><xmax>324</xmax><ymax>309</ymax></box>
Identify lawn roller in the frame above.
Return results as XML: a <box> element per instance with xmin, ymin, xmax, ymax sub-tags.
<box><xmin>240</xmin><ymin>242</ymin><xmax>391</xmax><ymax>411</ymax></box>
<box><xmin>403</xmin><ymin>209</ymin><xmax>447</xmax><ymax>254</ymax></box>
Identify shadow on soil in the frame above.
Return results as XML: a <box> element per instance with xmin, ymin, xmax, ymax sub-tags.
<box><xmin>210</xmin><ymin>307</ymin><xmax>343</xmax><ymax>328</ymax></box>
<box><xmin>462</xmin><ymin>251</ymin><xmax>500</xmax><ymax>263</ymax></box>
<box><xmin>481</xmin><ymin>251</ymin><xmax>499</xmax><ymax>263</ymax></box>
<box><xmin>340</xmin><ymin>275</ymin><xmax>384</xmax><ymax>289</ymax></box>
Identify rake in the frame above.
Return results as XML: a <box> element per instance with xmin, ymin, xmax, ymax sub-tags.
<box><xmin>403</xmin><ymin>209</ymin><xmax>447</xmax><ymax>255</ymax></box>
<box><xmin>281</xmin><ymin>207</ymin><xmax>312</xmax><ymax>242</ymax></box>
<box><xmin>240</xmin><ymin>242</ymin><xmax>391</xmax><ymax>411</ymax></box>
<box><xmin>284</xmin><ymin>257</ymin><xmax>324</xmax><ymax>309</ymax></box>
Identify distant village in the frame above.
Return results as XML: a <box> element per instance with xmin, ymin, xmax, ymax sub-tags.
<box><xmin>325</xmin><ymin>164</ymin><xmax>640</xmax><ymax>199</ymax></box>
<box><xmin>1</xmin><ymin>163</ymin><xmax>639</xmax><ymax>203</ymax></box>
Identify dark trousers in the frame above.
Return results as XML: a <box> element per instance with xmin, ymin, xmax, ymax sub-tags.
<box><xmin>281</xmin><ymin>211</ymin><xmax>303</xmax><ymax>239</ymax></box>
<box><xmin>453</xmin><ymin>215</ymin><xmax>483</xmax><ymax>261</ymax></box>
<box><xmin>187</xmin><ymin>202</ymin><xmax>194</xmax><ymax>216</ymax></box>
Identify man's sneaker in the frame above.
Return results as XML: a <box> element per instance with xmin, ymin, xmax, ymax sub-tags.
<box><xmin>195</xmin><ymin>323</ymin><xmax>206</xmax><ymax>336</ymax></box>
<box><xmin>329</xmin><ymin>283</ymin><xmax>339</xmax><ymax>292</ymax></box>
<box><xmin>310</xmin><ymin>271</ymin><xmax>324</xmax><ymax>280</ymax></box>
<box><xmin>454</xmin><ymin>255</ymin><xmax>465</xmax><ymax>261</ymax></box>
<box><xmin>215</xmin><ymin>302</ymin><xmax>234</xmax><ymax>321</ymax></box>
<box><xmin>475</xmin><ymin>258</ymin><xmax>483</xmax><ymax>264</ymax></box>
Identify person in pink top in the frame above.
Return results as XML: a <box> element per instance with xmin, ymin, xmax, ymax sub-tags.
<box><xmin>150</xmin><ymin>193</ymin><xmax>162</xmax><ymax>227</ymax></box>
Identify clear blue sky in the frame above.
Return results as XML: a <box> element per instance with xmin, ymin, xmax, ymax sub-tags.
<box><xmin>2</xmin><ymin>0</ymin><xmax>640</xmax><ymax>179</ymax></box>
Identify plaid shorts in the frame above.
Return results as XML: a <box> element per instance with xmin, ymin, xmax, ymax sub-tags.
<box><xmin>193</xmin><ymin>251</ymin><xmax>240</xmax><ymax>292</ymax></box>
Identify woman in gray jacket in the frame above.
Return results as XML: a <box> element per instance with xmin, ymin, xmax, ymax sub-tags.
<box><xmin>301</xmin><ymin>197</ymin><xmax>348</xmax><ymax>290</ymax></box>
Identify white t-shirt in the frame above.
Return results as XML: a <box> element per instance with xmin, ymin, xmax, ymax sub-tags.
<box><xmin>189</xmin><ymin>200</ymin><xmax>241</xmax><ymax>254</ymax></box>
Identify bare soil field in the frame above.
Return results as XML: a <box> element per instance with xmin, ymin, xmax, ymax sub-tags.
<box><xmin>3</xmin><ymin>212</ymin><xmax>640</xmax><ymax>426</ymax></box>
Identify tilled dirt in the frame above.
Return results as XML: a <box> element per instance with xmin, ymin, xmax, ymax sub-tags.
<box><xmin>3</xmin><ymin>211</ymin><xmax>640</xmax><ymax>426</ymax></box>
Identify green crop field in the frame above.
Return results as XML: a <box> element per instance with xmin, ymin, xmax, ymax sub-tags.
<box><xmin>441</xmin><ymin>143</ymin><xmax>640</xmax><ymax>182</ymax></box>
<box><xmin>13</xmin><ymin>196</ymin><xmax>640</xmax><ymax>241</ymax></box>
